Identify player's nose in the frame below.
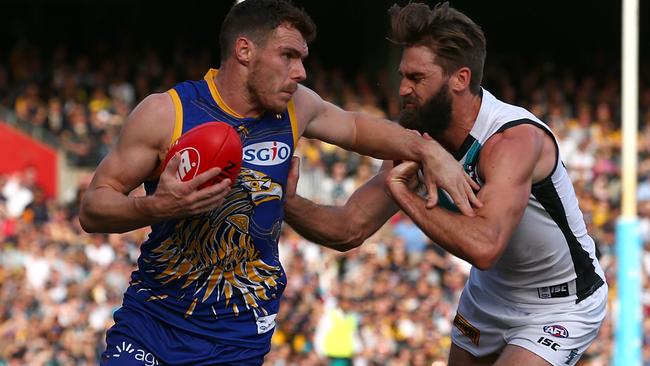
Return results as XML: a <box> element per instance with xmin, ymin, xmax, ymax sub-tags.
<box><xmin>399</xmin><ymin>79</ymin><xmax>413</xmax><ymax>97</ymax></box>
<box><xmin>291</xmin><ymin>60</ymin><xmax>306</xmax><ymax>82</ymax></box>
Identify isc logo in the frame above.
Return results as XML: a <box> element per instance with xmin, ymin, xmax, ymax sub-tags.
<box><xmin>243</xmin><ymin>141</ymin><xmax>290</xmax><ymax>166</ymax></box>
<box><xmin>176</xmin><ymin>148</ymin><xmax>200</xmax><ymax>180</ymax></box>
<box><xmin>537</xmin><ymin>336</ymin><xmax>561</xmax><ymax>351</ymax></box>
<box><xmin>543</xmin><ymin>325</ymin><xmax>569</xmax><ymax>338</ymax></box>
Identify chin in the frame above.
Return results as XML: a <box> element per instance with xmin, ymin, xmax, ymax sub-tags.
<box><xmin>264</xmin><ymin>98</ymin><xmax>290</xmax><ymax>114</ymax></box>
<box><xmin>266</xmin><ymin>103</ymin><xmax>287</xmax><ymax>114</ymax></box>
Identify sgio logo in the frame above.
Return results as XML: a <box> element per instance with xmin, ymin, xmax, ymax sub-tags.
<box><xmin>243</xmin><ymin>141</ymin><xmax>290</xmax><ymax>166</ymax></box>
<box><xmin>176</xmin><ymin>148</ymin><xmax>200</xmax><ymax>180</ymax></box>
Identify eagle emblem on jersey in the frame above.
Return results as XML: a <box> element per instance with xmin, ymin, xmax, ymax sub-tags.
<box><xmin>147</xmin><ymin>167</ymin><xmax>284</xmax><ymax>318</ymax></box>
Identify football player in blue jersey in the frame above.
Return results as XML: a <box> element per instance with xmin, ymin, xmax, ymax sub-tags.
<box><xmin>80</xmin><ymin>0</ymin><xmax>479</xmax><ymax>365</ymax></box>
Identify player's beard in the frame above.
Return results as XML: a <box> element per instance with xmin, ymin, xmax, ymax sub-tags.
<box><xmin>398</xmin><ymin>83</ymin><xmax>453</xmax><ymax>139</ymax></box>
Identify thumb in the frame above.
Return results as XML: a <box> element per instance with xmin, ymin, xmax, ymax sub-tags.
<box><xmin>163</xmin><ymin>152</ymin><xmax>181</xmax><ymax>180</ymax></box>
<box><xmin>426</xmin><ymin>183</ymin><xmax>439</xmax><ymax>209</ymax></box>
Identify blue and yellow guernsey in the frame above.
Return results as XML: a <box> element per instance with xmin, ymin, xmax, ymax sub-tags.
<box><xmin>117</xmin><ymin>69</ymin><xmax>298</xmax><ymax>363</ymax></box>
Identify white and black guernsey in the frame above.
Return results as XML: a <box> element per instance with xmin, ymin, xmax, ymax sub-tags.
<box><xmin>445</xmin><ymin>89</ymin><xmax>606</xmax><ymax>307</ymax></box>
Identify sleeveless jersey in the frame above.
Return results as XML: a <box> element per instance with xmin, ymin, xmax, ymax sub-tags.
<box><xmin>447</xmin><ymin>89</ymin><xmax>605</xmax><ymax>308</ymax></box>
<box><xmin>119</xmin><ymin>69</ymin><xmax>298</xmax><ymax>362</ymax></box>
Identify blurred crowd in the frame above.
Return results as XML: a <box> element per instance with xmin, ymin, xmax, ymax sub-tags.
<box><xmin>1</xmin><ymin>43</ymin><xmax>650</xmax><ymax>366</ymax></box>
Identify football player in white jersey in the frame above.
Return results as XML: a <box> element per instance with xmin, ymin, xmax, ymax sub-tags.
<box><xmin>284</xmin><ymin>2</ymin><xmax>607</xmax><ymax>366</ymax></box>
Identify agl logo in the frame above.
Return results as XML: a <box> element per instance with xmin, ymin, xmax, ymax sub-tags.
<box><xmin>176</xmin><ymin>148</ymin><xmax>200</xmax><ymax>180</ymax></box>
<box><xmin>243</xmin><ymin>141</ymin><xmax>290</xmax><ymax>166</ymax></box>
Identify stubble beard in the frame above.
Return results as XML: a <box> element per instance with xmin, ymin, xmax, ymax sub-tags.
<box><xmin>247</xmin><ymin>63</ymin><xmax>285</xmax><ymax>114</ymax></box>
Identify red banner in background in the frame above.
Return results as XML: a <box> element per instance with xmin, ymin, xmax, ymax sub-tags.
<box><xmin>0</xmin><ymin>123</ymin><xmax>58</xmax><ymax>199</ymax></box>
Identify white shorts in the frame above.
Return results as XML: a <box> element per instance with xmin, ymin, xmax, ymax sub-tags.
<box><xmin>451</xmin><ymin>282</ymin><xmax>607</xmax><ymax>366</ymax></box>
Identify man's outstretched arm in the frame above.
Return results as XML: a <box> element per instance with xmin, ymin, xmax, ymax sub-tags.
<box><xmin>292</xmin><ymin>85</ymin><xmax>481</xmax><ymax>216</ymax></box>
<box><xmin>284</xmin><ymin>159</ymin><xmax>398</xmax><ymax>251</ymax></box>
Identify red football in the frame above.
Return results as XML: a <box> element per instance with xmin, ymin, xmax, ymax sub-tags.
<box><xmin>163</xmin><ymin>122</ymin><xmax>242</xmax><ymax>189</ymax></box>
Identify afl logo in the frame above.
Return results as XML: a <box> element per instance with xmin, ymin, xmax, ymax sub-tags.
<box><xmin>243</xmin><ymin>141</ymin><xmax>291</xmax><ymax>166</ymax></box>
<box><xmin>176</xmin><ymin>148</ymin><xmax>200</xmax><ymax>181</ymax></box>
<box><xmin>543</xmin><ymin>325</ymin><xmax>569</xmax><ymax>338</ymax></box>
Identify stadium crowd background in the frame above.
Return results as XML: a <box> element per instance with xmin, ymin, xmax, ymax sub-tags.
<box><xmin>1</xmin><ymin>0</ymin><xmax>650</xmax><ymax>365</ymax></box>
<box><xmin>1</xmin><ymin>41</ymin><xmax>650</xmax><ymax>366</ymax></box>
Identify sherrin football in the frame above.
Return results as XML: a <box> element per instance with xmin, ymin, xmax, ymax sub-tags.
<box><xmin>163</xmin><ymin>122</ymin><xmax>242</xmax><ymax>189</ymax></box>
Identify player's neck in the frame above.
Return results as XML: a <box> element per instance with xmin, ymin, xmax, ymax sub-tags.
<box><xmin>214</xmin><ymin>64</ymin><xmax>264</xmax><ymax>118</ymax></box>
<box><xmin>440</xmin><ymin>91</ymin><xmax>482</xmax><ymax>152</ymax></box>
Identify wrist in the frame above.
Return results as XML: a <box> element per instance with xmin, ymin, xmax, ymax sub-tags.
<box><xmin>133</xmin><ymin>196</ymin><xmax>165</xmax><ymax>221</ymax></box>
<box><xmin>414</xmin><ymin>138</ymin><xmax>440</xmax><ymax>163</ymax></box>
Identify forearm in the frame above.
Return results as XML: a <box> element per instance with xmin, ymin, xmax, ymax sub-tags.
<box><xmin>389</xmin><ymin>183</ymin><xmax>496</xmax><ymax>269</ymax></box>
<box><xmin>285</xmin><ymin>175</ymin><xmax>398</xmax><ymax>251</ymax></box>
<box><xmin>349</xmin><ymin>113</ymin><xmax>433</xmax><ymax>161</ymax></box>
<box><xmin>284</xmin><ymin>195</ymin><xmax>361</xmax><ymax>251</ymax></box>
<box><xmin>80</xmin><ymin>187</ymin><xmax>163</xmax><ymax>233</ymax></box>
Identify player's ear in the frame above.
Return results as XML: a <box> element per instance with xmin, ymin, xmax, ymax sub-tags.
<box><xmin>450</xmin><ymin>66</ymin><xmax>471</xmax><ymax>92</ymax></box>
<box><xmin>234</xmin><ymin>37</ymin><xmax>253</xmax><ymax>65</ymax></box>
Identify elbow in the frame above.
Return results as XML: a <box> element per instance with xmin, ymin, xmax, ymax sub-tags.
<box><xmin>332</xmin><ymin>245</ymin><xmax>356</xmax><ymax>253</ymax></box>
<box><xmin>337</xmin><ymin>233</ymin><xmax>365</xmax><ymax>252</ymax></box>
<box><xmin>79</xmin><ymin>197</ymin><xmax>102</xmax><ymax>233</ymax></box>
<box><xmin>343</xmin><ymin>216</ymin><xmax>378</xmax><ymax>251</ymax></box>
<box><xmin>78</xmin><ymin>207</ymin><xmax>98</xmax><ymax>233</ymax></box>
<box><xmin>332</xmin><ymin>220</ymin><xmax>372</xmax><ymax>252</ymax></box>
<box><xmin>472</xmin><ymin>255</ymin><xmax>497</xmax><ymax>271</ymax></box>
<box><xmin>329</xmin><ymin>228</ymin><xmax>366</xmax><ymax>252</ymax></box>
<box><xmin>468</xmin><ymin>229</ymin><xmax>503</xmax><ymax>271</ymax></box>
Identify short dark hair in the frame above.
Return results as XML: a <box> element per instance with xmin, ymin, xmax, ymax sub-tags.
<box><xmin>388</xmin><ymin>2</ymin><xmax>486</xmax><ymax>94</ymax></box>
<box><xmin>220</xmin><ymin>0</ymin><xmax>316</xmax><ymax>61</ymax></box>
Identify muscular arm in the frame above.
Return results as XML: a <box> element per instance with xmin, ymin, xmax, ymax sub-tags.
<box><xmin>293</xmin><ymin>85</ymin><xmax>480</xmax><ymax>216</ymax></box>
<box><xmin>386</xmin><ymin>125</ymin><xmax>554</xmax><ymax>270</ymax></box>
<box><xmin>284</xmin><ymin>160</ymin><xmax>398</xmax><ymax>251</ymax></box>
<box><xmin>79</xmin><ymin>93</ymin><xmax>230</xmax><ymax>233</ymax></box>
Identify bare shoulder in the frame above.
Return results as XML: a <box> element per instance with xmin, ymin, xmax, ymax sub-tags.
<box><xmin>479</xmin><ymin>124</ymin><xmax>552</xmax><ymax>182</ymax></box>
<box><xmin>482</xmin><ymin>124</ymin><xmax>543</xmax><ymax>152</ymax></box>
<box><xmin>118</xmin><ymin>92</ymin><xmax>176</xmax><ymax>153</ymax></box>
<box><xmin>292</xmin><ymin>85</ymin><xmax>325</xmax><ymax>134</ymax></box>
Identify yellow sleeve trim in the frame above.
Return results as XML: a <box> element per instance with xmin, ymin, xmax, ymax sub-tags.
<box><xmin>287</xmin><ymin>98</ymin><xmax>299</xmax><ymax>147</ymax></box>
<box><xmin>168</xmin><ymin>89</ymin><xmax>183</xmax><ymax>146</ymax></box>
<box><xmin>204</xmin><ymin>68</ymin><xmax>245</xmax><ymax>119</ymax></box>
